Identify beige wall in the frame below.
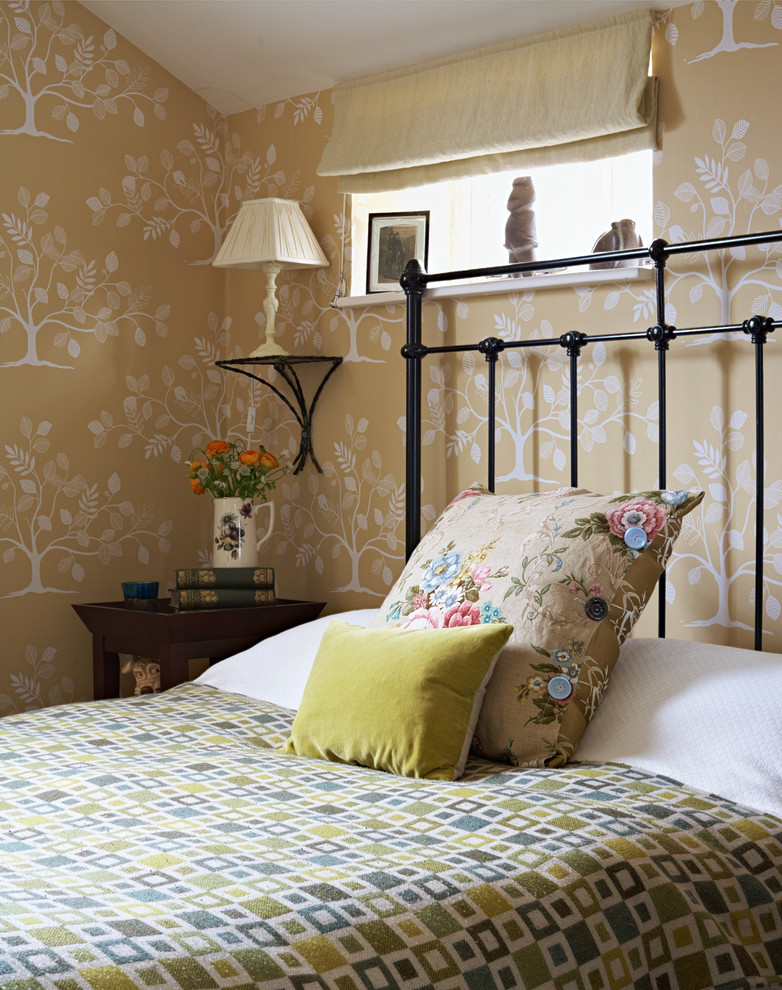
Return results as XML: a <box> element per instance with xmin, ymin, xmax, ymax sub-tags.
<box><xmin>1</xmin><ymin>1</ymin><xmax>780</xmax><ymax>711</ymax></box>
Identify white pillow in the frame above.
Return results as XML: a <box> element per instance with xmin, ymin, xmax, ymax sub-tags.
<box><xmin>195</xmin><ymin>609</ymin><xmax>379</xmax><ymax>710</ymax></box>
<box><xmin>576</xmin><ymin>637</ymin><xmax>782</xmax><ymax>818</ymax></box>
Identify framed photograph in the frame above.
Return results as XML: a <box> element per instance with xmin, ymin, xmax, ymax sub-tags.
<box><xmin>366</xmin><ymin>212</ymin><xmax>430</xmax><ymax>293</ymax></box>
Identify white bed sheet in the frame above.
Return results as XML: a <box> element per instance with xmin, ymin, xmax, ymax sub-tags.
<box><xmin>195</xmin><ymin>609</ymin><xmax>378</xmax><ymax>710</ymax></box>
<box><xmin>578</xmin><ymin>636</ymin><xmax>782</xmax><ymax>818</ymax></box>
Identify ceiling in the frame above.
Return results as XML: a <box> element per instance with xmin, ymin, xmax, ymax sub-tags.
<box><xmin>79</xmin><ymin>0</ymin><xmax>690</xmax><ymax>116</ymax></box>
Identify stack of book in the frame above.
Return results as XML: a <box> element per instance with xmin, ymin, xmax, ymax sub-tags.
<box><xmin>171</xmin><ymin>567</ymin><xmax>276</xmax><ymax>610</ymax></box>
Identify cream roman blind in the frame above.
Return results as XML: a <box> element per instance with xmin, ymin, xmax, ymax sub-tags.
<box><xmin>317</xmin><ymin>9</ymin><xmax>657</xmax><ymax>193</ymax></box>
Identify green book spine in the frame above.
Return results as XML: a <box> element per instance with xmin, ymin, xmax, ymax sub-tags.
<box><xmin>175</xmin><ymin>567</ymin><xmax>275</xmax><ymax>590</ymax></box>
<box><xmin>177</xmin><ymin>587</ymin><xmax>276</xmax><ymax>610</ymax></box>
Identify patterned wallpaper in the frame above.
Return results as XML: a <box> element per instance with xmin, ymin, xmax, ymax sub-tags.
<box><xmin>0</xmin><ymin>0</ymin><xmax>780</xmax><ymax>711</ymax></box>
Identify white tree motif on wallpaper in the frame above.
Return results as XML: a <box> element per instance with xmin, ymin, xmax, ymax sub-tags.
<box><xmin>686</xmin><ymin>0</ymin><xmax>781</xmax><ymax>61</ymax></box>
<box><xmin>270</xmin><ymin>94</ymin><xmax>324</xmax><ymax>126</ymax></box>
<box><xmin>669</xmin><ymin>404</ymin><xmax>782</xmax><ymax>633</ymax></box>
<box><xmin>87</xmin><ymin>114</ymin><xmax>308</xmax><ymax>265</ymax></box>
<box><xmin>656</xmin><ymin>118</ymin><xmax>782</xmax><ymax>326</ymax></box>
<box><xmin>87</xmin><ymin>312</ymin><xmax>296</xmax><ymax>463</ymax></box>
<box><xmin>574</xmin><ymin>280</ymin><xmax>666</xmax><ymax>327</ymax></box>
<box><xmin>290</xmin><ymin>283</ymin><xmax>399</xmax><ymax>363</ymax></box>
<box><xmin>410</xmin><ymin>299</ymin><xmax>652</xmax><ymax>485</ymax></box>
<box><xmin>271</xmin><ymin>274</ymin><xmax>333</xmax><ymax>355</ymax></box>
<box><xmin>0</xmin><ymin>2</ymin><xmax>167</xmax><ymax>140</ymax></box>
<box><xmin>0</xmin><ymin>186</ymin><xmax>169</xmax><ymax>368</ymax></box>
<box><xmin>0</xmin><ymin>643</ymin><xmax>81</xmax><ymax>714</ymax></box>
<box><xmin>0</xmin><ymin>418</ymin><xmax>172</xmax><ymax>596</ymax></box>
<box><xmin>579</xmin><ymin>119</ymin><xmax>782</xmax><ymax>329</ymax></box>
<box><xmin>276</xmin><ymin>415</ymin><xmax>406</xmax><ymax>595</ymax></box>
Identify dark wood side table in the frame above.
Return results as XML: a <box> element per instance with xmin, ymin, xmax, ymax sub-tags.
<box><xmin>73</xmin><ymin>598</ymin><xmax>326</xmax><ymax>700</ymax></box>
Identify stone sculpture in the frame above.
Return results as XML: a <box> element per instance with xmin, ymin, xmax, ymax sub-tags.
<box><xmin>504</xmin><ymin>176</ymin><xmax>538</xmax><ymax>274</ymax></box>
<box><xmin>590</xmin><ymin>218</ymin><xmax>643</xmax><ymax>269</ymax></box>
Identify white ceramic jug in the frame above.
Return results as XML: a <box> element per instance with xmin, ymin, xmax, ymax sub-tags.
<box><xmin>212</xmin><ymin>498</ymin><xmax>275</xmax><ymax>568</ymax></box>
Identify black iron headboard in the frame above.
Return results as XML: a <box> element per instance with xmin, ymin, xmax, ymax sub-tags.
<box><xmin>402</xmin><ymin>229</ymin><xmax>782</xmax><ymax>649</ymax></box>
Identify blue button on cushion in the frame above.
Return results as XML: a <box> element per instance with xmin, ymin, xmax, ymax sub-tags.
<box><xmin>548</xmin><ymin>676</ymin><xmax>573</xmax><ymax>701</ymax></box>
<box><xmin>623</xmin><ymin>526</ymin><xmax>648</xmax><ymax>550</ymax></box>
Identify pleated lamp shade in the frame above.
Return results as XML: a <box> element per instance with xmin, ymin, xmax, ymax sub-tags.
<box><xmin>213</xmin><ymin>198</ymin><xmax>328</xmax><ymax>356</ymax></box>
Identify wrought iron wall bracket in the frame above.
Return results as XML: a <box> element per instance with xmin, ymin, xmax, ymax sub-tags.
<box><xmin>216</xmin><ymin>355</ymin><xmax>343</xmax><ymax>474</ymax></box>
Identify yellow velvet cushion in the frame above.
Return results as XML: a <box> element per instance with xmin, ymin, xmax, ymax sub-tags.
<box><xmin>280</xmin><ymin>620</ymin><xmax>513</xmax><ymax>781</ymax></box>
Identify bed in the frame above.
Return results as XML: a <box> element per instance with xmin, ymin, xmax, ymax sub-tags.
<box><xmin>1</xmin><ymin>229</ymin><xmax>781</xmax><ymax>990</ymax></box>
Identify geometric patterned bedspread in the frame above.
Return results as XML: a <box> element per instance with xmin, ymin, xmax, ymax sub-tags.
<box><xmin>0</xmin><ymin>685</ymin><xmax>780</xmax><ymax>990</ymax></box>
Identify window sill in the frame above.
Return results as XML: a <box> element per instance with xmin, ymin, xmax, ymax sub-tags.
<box><xmin>335</xmin><ymin>265</ymin><xmax>654</xmax><ymax>310</ymax></box>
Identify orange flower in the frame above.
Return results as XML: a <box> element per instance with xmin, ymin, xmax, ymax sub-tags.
<box><xmin>205</xmin><ymin>439</ymin><xmax>230</xmax><ymax>458</ymax></box>
<box><xmin>187</xmin><ymin>438</ymin><xmax>282</xmax><ymax>499</ymax></box>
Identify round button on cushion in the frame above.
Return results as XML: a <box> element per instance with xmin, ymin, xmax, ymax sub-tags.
<box><xmin>585</xmin><ymin>597</ymin><xmax>608</xmax><ymax>621</ymax></box>
<box><xmin>547</xmin><ymin>676</ymin><xmax>572</xmax><ymax>701</ymax></box>
<box><xmin>623</xmin><ymin>525</ymin><xmax>648</xmax><ymax>551</ymax></box>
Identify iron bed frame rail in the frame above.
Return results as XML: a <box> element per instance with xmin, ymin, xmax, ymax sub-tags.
<box><xmin>402</xmin><ymin>229</ymin><xmax>782</xmax><ymax>650</ymax></box>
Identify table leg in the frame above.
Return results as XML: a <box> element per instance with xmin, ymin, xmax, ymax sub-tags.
<box><xmin>92</xmin><ymin>635</ymin><xmax>120</xmax><ymax>700</ymax></box>
<box><xmin>159</xmin><ymin>647</ymin><xmax>189</xmax><ymax>691</ymax></box>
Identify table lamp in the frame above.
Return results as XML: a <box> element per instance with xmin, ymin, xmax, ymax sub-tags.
<box><xmin>213</xmin><ymin>198</ymin><xmax>329</xmax><ymax>357</ymax></box>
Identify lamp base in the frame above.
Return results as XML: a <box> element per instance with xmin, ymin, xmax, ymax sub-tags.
<box><xmin>249</xmin><ymin>338</ymin><xmax>289</xmax><ymax>358</ymax></box>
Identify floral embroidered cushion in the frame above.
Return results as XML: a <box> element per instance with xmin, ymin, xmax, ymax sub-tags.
<box><xmin>373</xmin><ymin>486</ymin><xmax>703</xmax><ymax>767</ymax></box>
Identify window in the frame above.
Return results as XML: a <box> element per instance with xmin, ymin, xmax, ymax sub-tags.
<box><xmin>349</xmin><ymin>150</ymin><xmax>652</xmax><ymax>295</ymax></box>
